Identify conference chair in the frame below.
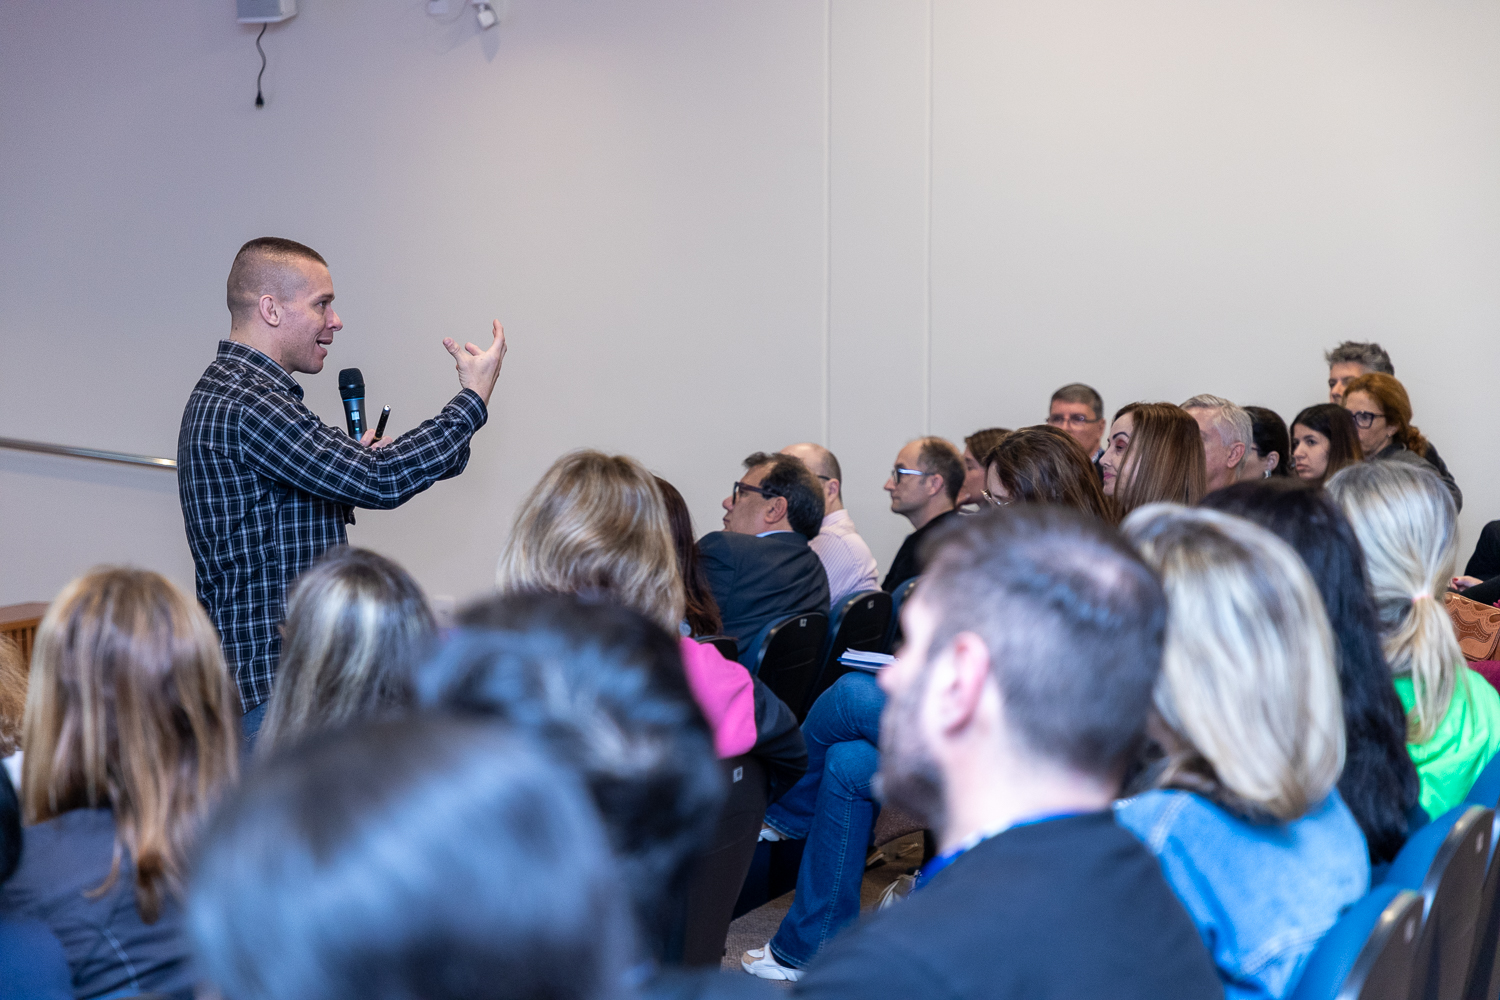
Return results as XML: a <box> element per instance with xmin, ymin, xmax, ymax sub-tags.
<box><xmin>882</xmin><ymin>577</ymin><xmax>920</xmax><ymax>654</ymax></box>
<box><xmin>1385</xmin><ymin>804</ymin><xmax>1494</xmax><ymax>1000</ymax></box>
<box><xmin>1287</xmin><ymin>886</ymin><xmax>1423</xmax><ymax>1000</ymax></box>
<box><xmin>1463</xmin><ymin>761</ymin><xmax>1500</xmax><ymax>1000</ymax></box>
<box><xmin>752</xmin><ymin>612</ymin><xmax>828</xmax><ymax>722</ymax></box>
<box><xmin>665</xmin><ymin>754</ymin><xmax>769</xmax><ymax>966</ymax></box>
<box><xmin>803</xmin><ymin>590</ymin><xmax>892</xmax><ymax>718</ymax></box>
<box><xmin>694</xmin><ymin>634</ymin><xmax>739</xmax><ymax>663</ymax></box>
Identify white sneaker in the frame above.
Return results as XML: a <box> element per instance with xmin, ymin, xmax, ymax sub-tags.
<box><xmin>742</xmin><ymin>944</ymin><xmax>803</xmax><ymax>982</ymax></box>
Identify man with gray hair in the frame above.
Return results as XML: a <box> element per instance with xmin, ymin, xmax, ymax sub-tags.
<box><xmin>1181</xmin><ymin>394</ymin><xmax>1253</xmax><ymax>494</ymax></box>
<box><xmin>1046</xmin><ymin>383</ymin><xmax>1107</xmax><ymax>462</ymax></box>
<box><xmin>1324</xmin><ymin>340</ymin><xmax>1394</xmax><ymax>404</ymax></box>
<box><xmin>782</xmin><ymin>443</ymin><xmax>879</xmax><ymax>605</ymax></box>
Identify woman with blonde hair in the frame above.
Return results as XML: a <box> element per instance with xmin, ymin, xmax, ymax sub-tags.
<box><xmin>1098</xmin><ymin>403</ymin><xmax>1206</xmax><ymax>516</ymax></box>
<box><xmin>0</xmin><ymin>568</ymin><xmax>239</xmax><ymax>1000</ymax></box>
<box><xmin>1342</xmin><ymin>371</ymin><xmax>1462</xmax><ymax>511</ymax></box>
<box><xmin>1327</xmin><ymin>460</ymin><xmax>1500</xmax><ymax>816</ymax></box>
<box><xmin>257</xmin><ymin>547</ymin><xmax>435</xmax><ymax>754</ymax></box>
<box><xmin>1118</xmin><ymin>505</ymin><xmax>1367</xmax><ymax>1000</ymax></box>
<box><xmin>495</xmin><ymin>450</ymin><xmax>801</xmax><ymax>769</ymax></box>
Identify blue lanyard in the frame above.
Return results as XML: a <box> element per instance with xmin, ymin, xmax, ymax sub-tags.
<box><xmin>914</xmin><ymin>811</ymin><xmax>1086</xmax><ymax>890</ymax></box>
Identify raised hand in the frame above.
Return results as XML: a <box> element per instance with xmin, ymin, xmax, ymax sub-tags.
<box><xmin>443</xmin><ymin>320</ymin><xmax>507</xmax><ymax>408</ymax></box>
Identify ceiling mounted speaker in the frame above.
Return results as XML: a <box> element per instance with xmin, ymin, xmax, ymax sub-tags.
<box><xmin>237</xmin><ymin>0</ymin><xmax>296</xmax><ymax>24</ymax></box>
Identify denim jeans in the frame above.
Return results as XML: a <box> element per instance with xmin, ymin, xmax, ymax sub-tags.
<box><xmin>763</xmin><ymin>671</ymin><xmax>885</xmax><ymax>968</ymax></box>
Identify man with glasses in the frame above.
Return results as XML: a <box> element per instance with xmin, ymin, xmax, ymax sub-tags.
<box><xmin>882</xmin><ymin>438</ymin><xmax>963</xmax><ymax>593</ymax></box>
<box><xmin>781</xmin><ymin>443</ymin><xmax>879</xmax><ymax>606</ymax></box>
<box><xmin>700</xmin><ymin>452</ymin><xmax>832</xmax><ymax>667</ymax></box>
<box><xmin>1046</xmin><ymin>383</ymin><xmax>1107</xmax><ymax>463</ymax></box>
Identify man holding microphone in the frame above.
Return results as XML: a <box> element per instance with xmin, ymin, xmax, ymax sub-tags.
<box><xmin>178</xmin><ymin>237</ymin><xmax>506</xmax><ymax>739</ymax></box>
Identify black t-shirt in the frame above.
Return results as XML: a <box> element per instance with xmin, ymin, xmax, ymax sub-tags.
<box><xmin>793</xmin><ymin>812</ymin><xmax>1223</xmax><ymax>1000</ymax></box>
<box><xmin>882</xmin><ymin>508</ymin><xmax>960</xmax><ymax>593</ymax></box>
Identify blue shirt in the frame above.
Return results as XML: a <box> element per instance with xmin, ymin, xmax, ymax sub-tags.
<box><xmin>1116</xmin><ymin>789</ymin><xmax>1369</xmax><ymax>1000</ymax></box>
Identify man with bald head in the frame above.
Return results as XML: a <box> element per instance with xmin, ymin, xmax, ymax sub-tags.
<box><xmin>179</xmin><ymin>237</ymin><xmax>507</xmax><ymax>740</ymax></box>
<box><xmin>782</xmin><ymin>443</ymin><xmax>878</xmax><ymax>605</ymax></box>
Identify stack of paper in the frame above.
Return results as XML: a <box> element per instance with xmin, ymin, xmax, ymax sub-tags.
<box><xmin>838</xmin><ymin>649</ymin><xmax>895</xmax><ymax>672</ymax></box>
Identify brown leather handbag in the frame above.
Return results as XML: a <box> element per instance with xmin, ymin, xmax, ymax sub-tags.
<box><xmin>1445</xmin><ymin>592</ymin><xmax>1500</xmax><ymax>661</ymax></box>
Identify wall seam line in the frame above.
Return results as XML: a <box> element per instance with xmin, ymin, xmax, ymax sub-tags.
<box><xmin>821</xmin><ymin>0</ymin><xmax>832</xmax><ymax>447</ymax></box>
<box><xmin>923</xmin><ymin>0</ymin><xmax>933</xmax><ymax>435</ymax></box>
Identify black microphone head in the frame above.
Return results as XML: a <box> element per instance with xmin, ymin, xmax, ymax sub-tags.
<box><xmin>338</xmin><ymin>368</ymin><xmax>365</xmax><ymax>399</ymax></box>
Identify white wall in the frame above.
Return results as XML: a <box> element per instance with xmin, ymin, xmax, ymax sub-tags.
<box><xmin>3</xmin><ymin>1</ymin><xmax>1497</xmax><ymax>610</ymax></box>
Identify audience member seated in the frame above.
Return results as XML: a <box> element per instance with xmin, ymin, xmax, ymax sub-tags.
<box><xmin>699</xmin><ymin>451</ymin><xmax>832</xmax><ymax>665</ymax></box>
<box><xmin>881</xmin><ymin>437</ymin><xmax>963</xmax><ymax>592</ymax></box>
<box><xmin>1289</xmin><ymin>404</ymin><xmax>1362</xmax><ymax>487</ymax></box>
<box><xmin>787</xmin><ymin>507</ymin><xmax>1222</xmax><ymax>1000</ymax></box>
<box><xmin>189</xmin><ymin>715</ymin><xmax>632</xmax><ymax>1000</ymax></box>
<box><xmin>1325</xmin><ymin>339</ymin><xmax>1393</xmax><ymax>405</ymax></box>
<box><xmin>1202</xmin><ymin>481</ymin><xmax>1422</xmax><ymax>865</ymax></box>
<box><xmin>657</xmin><ymin>476</ymin><xmax>727</xmax><ymax>637</ymax></box>
<box><xmin>781</xmin><ymin>443</ymin><xmax>879</xmax><ymax>605</ymax></box>
<box><xmin>0</xmin><ymin>635</ymin><xmax>23</xmax><ymax>782</ymax></box>
<box><xmin>1342</xmin><ymin>371</ymin><xmax>1463</xmax><ymax>511</ymax></box>
<box><xmin>420</xmin><ymin>594</ymin><xmax>781</xmax><ymax>997</ymax></box>
<box><xmin>957</xmin><ymin>428</ymin><xmax>1011</xmax><ymax>507</ymax></box>
<box><xmin>743</xmin><ymin>424</ymin><xmax>1135</xmax><ymax>983</ymax></box>
<box><xmin>1453</xmin><ymin>520</ymin><xmax>1500</xmax><ymax>604</ymax></box>
<box><xmin>0</xmin><ymin>568</ymin><xmax>239</xmax><ymax>1000</ymax></box>
<box><xmin>1329</xmin><ymin>461</ymin><xmax>1500</xmax><ymax>816</ymax></box>
<box><xmin>981</xmin><ymin>424</ymin><xmax>1115</xmax><ymax>522</ymax></box>
<box><xmin>1182</xmin><ymin>394</ymin><xmax>1253</xmax><ymax>492</ymax></box>
<box><xmin>0</xmin><ymin>766</ymin><xmax>70</xmax><ymax>1000</ymax></box>
<box><xmin>1120</xmin><ymin>505</ymin><xmax>1369</xmax><ymax>1000</ymax></box>
<box><xmin>255</xmin><ymin>546</ymin><xmax>434</xmax><ymax>754</ymax></box>
<box><xmin>1098</xmin><ymin>403</ymin><xmax>1206</xmax><ymax>515</ymax></box>
<box><xmin>495</xmin><ymin>450</ymin><xmax>806</xmax><ymax>778</ymax></box>
<box><xmin>1243</xmin><ymin>406</ymin><xmax>1292</xmax><ymax>478</ymax></box>
<box><xmin>1046</xmin><ymin>382</ymin><xmax>1107</xmax><ymax>462</ymax></box>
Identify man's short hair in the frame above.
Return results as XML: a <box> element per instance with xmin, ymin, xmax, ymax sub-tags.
<box><xmin>1324</xmin><ymin>341</ymin><xmax>1394</xmax><ymax>376</ymax></box>
<box><xmin>918</xmin><ymin>506</ymin><xmax>1167</xmax><ymax>781</ymax></box>
<box><xmin>1050</xmin><ymin>383</ymin><xmax>1104</xmax><ymax>421</ymax></box>
<box><xmin>744</xmin><ymin>451</ymin><xmax>826</xmax><ymax>540</ymax></box>
<box><xmin>916</xmin><ymin>437</ymin><xmax>964</xmax><ymax>505</ymax></box>
<box><xmin>1181</xmin><ymin>394</ymin><xmax>1253</xmax><ymax>453</ymax></box>
<box><xmin>425</xmin><ymin>593</ymin><xmax>724</xmax><ymax>957</ymax></box>
<box><xmin>226</xmin><ymin>237</ymin><xmax>328</xmax><ymax>324</ymax></box>
<box><xmin>189</xmin><ymin>716</ymin><xmax>630</xmax><ymax>1000</ymax></box>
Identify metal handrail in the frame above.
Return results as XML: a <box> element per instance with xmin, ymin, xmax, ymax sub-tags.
<box><xmin>0</xmin><ymin>436</ymin><xmax>177</xmax><ymax>471</ymax></box>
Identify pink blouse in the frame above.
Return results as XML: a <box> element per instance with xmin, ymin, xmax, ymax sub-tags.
<box><xmin>678</xmin><ymin>637</ymin><xmax>758</xmax><ymax>758</ymax></box>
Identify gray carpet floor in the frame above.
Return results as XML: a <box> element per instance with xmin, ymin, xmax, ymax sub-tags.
<box><xmin>719</xmin><ymin>831</ymin><xmax>927</xmax><ymax>981</ymax></box>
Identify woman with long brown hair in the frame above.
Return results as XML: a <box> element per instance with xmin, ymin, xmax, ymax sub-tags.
<box><xmin>1098</xmin><ymin>403</ymin><xmax>1207</xmax><ymax>516</ymax></box>
<box><xmin>982</xmin><ymin>424</ymin><xmax>1117</xmax><ymax>523</ymax></box>
<box><xmin>1</xmin><ymin>568</ymin><xmax>239</xmax><ymax>1000</ymax></box>
<box><xmin>654</xmin><ymin>476</ymin><xmax>723</xmax><ymax>637</ymax></box>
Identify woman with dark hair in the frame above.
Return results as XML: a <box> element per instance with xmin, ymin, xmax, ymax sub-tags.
<box><xmin>1243</xmin><ymin>406</ymin><xmax>1292</xmax><ymax>478</ymax></box>
<box><xmin>1098</xmin><ymin>403</ymin><xmax>1206</xmax><ymax>516</ymax></box>
<box><xmin>654</xmin><ymin>476</ymin><xmax>723</xmax><ymax>637</ymax></box>
<box><xmin>959</xmin><ymin>427</ymin><xmax>1011</xmax><ymax>506</ymax></box>
<box><xmin>257</xmin><ymin>547</ymin><xmax>435</xmax><ymax>754</ymax></box>
<box><xmin>1290</xmin><ymin>404</ymin><xmax>1362</xmax><ymax>487</ymax></box>
<box><xmin>1201</xmin><ymin>480</ymin><xmax>1422</xmax><ymax>863</ymax></box>
<box><xmin>1343</xmin><ymin>372</ymin><xmax>1462</xmax><ymax>511</ymax></box>
<box><xmin>982</xmin><ymin>425</ymin><xmax>1116</xmax><ymax>524</ymax></box>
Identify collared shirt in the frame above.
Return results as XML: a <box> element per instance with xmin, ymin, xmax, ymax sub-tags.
<box><xmin>178</xmin><ymin>340</ymin><xmax>486</xmax><ymax>711</ymax></box>
<box><xmin>809</xmin><ymin>508</ymin><xmax>879</xmax><ymax>606</ymax></box>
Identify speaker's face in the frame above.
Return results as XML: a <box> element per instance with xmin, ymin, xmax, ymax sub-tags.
<box><xmin>275</xmin><ymin>260</ymin><xmax>342</xmax><ymax>375</ymax></box>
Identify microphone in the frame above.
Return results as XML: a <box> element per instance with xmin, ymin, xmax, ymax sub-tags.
<box><xmin>338</xmin><ymin>368</ymin><xmax>366</xmax><ymax>439</ymax></box>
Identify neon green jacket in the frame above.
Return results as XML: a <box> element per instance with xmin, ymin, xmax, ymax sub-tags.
<box><xmin>1395</xmin><ymin>668</ymin><xmax>1500</xmax><ymax>818</ymax></box>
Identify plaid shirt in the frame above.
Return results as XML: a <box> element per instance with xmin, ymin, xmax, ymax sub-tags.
<box><xmin>178</xmin><ymin>340</ymin><xmax>486</xmax><ymax>712</ymax></box>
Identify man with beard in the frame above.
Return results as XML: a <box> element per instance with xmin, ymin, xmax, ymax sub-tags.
<box><xmin>790</xmin><ymin>507</ymin><xmax>1221</xmax><ymax>1000</ymax></box>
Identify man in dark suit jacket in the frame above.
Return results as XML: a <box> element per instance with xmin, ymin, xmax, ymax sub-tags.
<box><xmin>699</xmin><ymin>452</ymin><xmax>831</xmax><ymax>668</ymax></box>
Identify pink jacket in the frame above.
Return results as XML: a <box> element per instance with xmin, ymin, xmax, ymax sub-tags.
<box><xmin>678</xmin><ymin>637</ymin><xmax>758</xmax><ymax>758</ymax></box>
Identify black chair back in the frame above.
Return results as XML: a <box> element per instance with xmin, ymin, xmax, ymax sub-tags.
<box><xmin>694</xmin><ymin>634</ymin><xmax>739</xmax><ymax>663</ymax></box>
<box><xmin>1408</xmin><ymin>805</ymin><xmax>1494</xmax><ymax>1000</ymax></box>
<box><xmin>1345</xmin><ymin>890</ymin><xmax>1425</xmax><ymax>1000</ymax></box>
<box><xmin>883</xmin><ymin>577</ymin><xmax>919</xmax><ymax>653</ymax></box>
<box><xmin>1464</xmin><ymin>812</ymin><xmax>1500</xmax><ymax>1000</ymax></box>
<box><xmin>753</xmin><ymin>612</ymin><xmax>829</xmax><ymax>716</ymax></box>
<box><xmin>803</xmin><ymin>590</ymin><xmax>892</xmax><ymax>718</ymax></box>
<box><xmin>665</xmin><ymin>755</ymin><xmax>769</xmax><ymax>966</ymax></box>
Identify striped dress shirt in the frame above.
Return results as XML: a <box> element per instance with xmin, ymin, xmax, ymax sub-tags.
<box><xmin>809</xmin><ymin>508</ymin><xmax>880</xmax><ymax>606</ymax></box>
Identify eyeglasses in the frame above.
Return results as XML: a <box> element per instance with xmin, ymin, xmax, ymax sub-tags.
<box><xmin>1047</xmin><ymin>414</ymin><xmax>1100</xmax><ymax>428</ymax></box>
<box><xmin>1347</xmin><ymin>410</ymin><xmax>1384</xmax><ymax>430</ymax></box>
<box><xmin>891</xmin><ymin>466</ymin><xmax>928</xmax><ymax>484</ymax></box>
<box><xmin>980</xmin><ymin>490</ymin><xmax>1011</xmax><ymax>507</ymax></box>
<box><xmin>731</xmin><ymin>480</ymin><xmax>782</xmax><ymax>504</ymax></box>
